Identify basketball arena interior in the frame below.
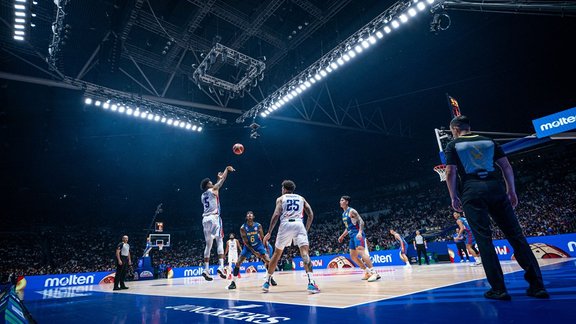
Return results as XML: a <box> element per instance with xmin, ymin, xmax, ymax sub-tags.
<box><xmin>1</xmin><ymin>0</ymin><xmax>575</xmax><ymax>323</ymax></box>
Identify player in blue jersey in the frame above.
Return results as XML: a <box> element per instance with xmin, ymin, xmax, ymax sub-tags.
<box><xmin>453</xmin><ymin>228</ymin><xmax>470</xmax><ymax>262</ymax></box>
<box><xmin>338</xmin><ymin>196</ymin><xmax>380</xmax><ymax>282</ymax></box>
<box><xmin>454</xmin><ymin>212</ymin><xmax>482</xmax><ymax>266</ymax></box>
<box><xmin>227</xmin><ymin>211</ymin><xmax>277</xmax><ymax>290</ymax></box>
<box><xmin>199</xmin><ymin>165</ymin><xmax>235</xmax><ymax>281</ymax></box>
<box><xmin>389</xmin><ymin>229</ymin><xmax>411</xmax><ymax>267</ymax></box>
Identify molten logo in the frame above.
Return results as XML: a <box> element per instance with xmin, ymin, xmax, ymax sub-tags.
<box><xmin>371</xmin><ymin>254</ymin><xmax>392</xmax><ymax>264</ymax></box>
<box><xmin>44</xmin><ymin>275</ymin><xmax>95</xmax><ymax>288</ymax></box>
<box><xmin>184</xmin><ymin>268</ymin><xmax>212</xmax><ymax>277</ymax></box>
<box><xmin>539</xmin><ymin>116</ymin><xmax>576</xmax><ymax>131</ymax></box>
<box><xmin>533</xmin><ymin>107</ymin><xmax>576</xmax><ymax>138</ymax></box>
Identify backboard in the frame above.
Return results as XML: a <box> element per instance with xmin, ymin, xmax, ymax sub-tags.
<box><xmin>149</xmin><ymin>233</ymin><xmax>170</xmax><ymax>247</ymax></box>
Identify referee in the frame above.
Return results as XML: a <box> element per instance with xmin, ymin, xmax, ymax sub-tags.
<box><xmin>114</xmin><ymin>235</ymin><xmax>132</xmax><ymax>291</ymax></box>
<box><xmin>413</xmin><ymin>230</ymin><xmax>429</xmax><ymax>265</ymax></box>
<box><xmin>445</xmin><ymin>115</ymin><xmax>548</xmax><ymax>300</ymax></box>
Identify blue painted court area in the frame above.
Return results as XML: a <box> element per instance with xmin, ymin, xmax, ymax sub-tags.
<box><xmin>22</xmin><ymin>260</ymin><xmax>575</xmax><ymax>323</ymax></box>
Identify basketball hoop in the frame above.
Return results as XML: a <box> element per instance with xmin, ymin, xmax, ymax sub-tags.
<box><xmin>434</xmin><ymin>164</ymin><xmax>447</xmax><ymax>182</ymax></box>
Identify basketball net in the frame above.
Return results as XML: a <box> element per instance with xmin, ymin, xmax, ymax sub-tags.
<box><xmin>434</xmin><ymin>164</ymin><xmax>447</xmax><ymax>182</ymax></box>
<box><xmin>158</xmin><ymin>243</ymin><xmax>163</xmax><ymax>251</ymax></box>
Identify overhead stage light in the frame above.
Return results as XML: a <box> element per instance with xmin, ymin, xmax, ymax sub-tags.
<box><xmin>236</xmin><ymin>0</ymin><xmax>444</xmax><ymax>121</ymax></box>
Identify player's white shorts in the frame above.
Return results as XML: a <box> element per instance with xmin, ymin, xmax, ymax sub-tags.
<box><xmin>275</xmin><ymin>220</ymin><xmax>309</xmax><ymax>249</ymax></box>
<box><xmin>202</xmin><ymin>214</ymin><xmax>223</xmax><ymax>240</ymax></box>
<box><xmin>228</xmin><ymin>253</ymin><xmax>238</xmax><ymax>264</ymax></box>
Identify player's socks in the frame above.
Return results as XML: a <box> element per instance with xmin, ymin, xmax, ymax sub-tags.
<box><xmin>204</xmin><ymin>262</ymin><xmax>209</xmax><ymax>272</ymax></box>
<box><xmin>264</xmin><ymin>273</ymin><xmax>271</xmax><ymax>283</ymax></box>
<box><xmin>219</xmin><ymin>258</ymin><xmax>224</xmax><ymax>268</ymax></box>
<box><xmin>306</xmin><ymin>272</ymin><xmax>313</xmax><ymax>284</ymax></box>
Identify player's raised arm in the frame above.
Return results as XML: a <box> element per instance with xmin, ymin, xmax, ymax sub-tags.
<box><xmin>264</xmin><ymin>197</ymin><xmax>283</xmax><ymax>243</ymax></box>
<box><xmin>213</xmin><ymin>166</ymin><xmax>235</xmax><ymax>190</ymax></box>
<box><xmin>303</xmin><ymin>199</ymin><xmax>314</xmax><ymax>232</ymax></box>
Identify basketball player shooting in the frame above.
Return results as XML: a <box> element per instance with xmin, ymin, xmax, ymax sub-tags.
<box><xmin>199</xmin><ymin>165</ymin><xmax>235</xmax><ymax>281</ymax></box>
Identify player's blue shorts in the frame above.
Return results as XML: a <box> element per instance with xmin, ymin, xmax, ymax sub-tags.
<box><xmin>349</xmin><ymin>232</ymin><xmax>366</xmax><ymax>250</ymax></box>
<box><xmin>464</xmin><ymin>230</ymin><xmax>476</xmax><ymax>245</ymax></box>
<box><xmin>240</xmin><ymin>242</ymin><xmax>268</xmax><ymax>259</ymax></box>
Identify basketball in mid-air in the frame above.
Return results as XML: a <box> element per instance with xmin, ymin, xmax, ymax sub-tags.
<box><xmin>232</xmin><ymin>143</ymin><xmax>244</xmax><ymax>155</ymax></box>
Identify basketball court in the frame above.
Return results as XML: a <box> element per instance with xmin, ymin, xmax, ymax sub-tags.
<box><xmin>20</xmin><ymin>258</ymin><xmax>575</xmax><ymax>323</ymax></box>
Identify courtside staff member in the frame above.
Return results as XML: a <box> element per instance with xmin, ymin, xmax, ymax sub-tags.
<box><xmin>114</xmin><ymin>235</ymin><xmax>131</xmax><ymax>291</ymax></box>
<box><xmin>445</xmin><ymin>115</ymin><xmax>548</xmax><ymax>300</ymax></box>
<box><xmin>413</xmin><ymin>231</ymin><xmax>429</xmax><ymax>265</ymax></box>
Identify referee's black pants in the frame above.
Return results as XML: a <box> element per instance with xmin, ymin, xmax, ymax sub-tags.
<box><xmin>416</xmin><ymin>244</ymin><xmax>429</xmax><ymax>265</ymax></box>
<box><xmin>114</xmin><ymin>256</ymin><xmax>129</xmax><ymax>289</ymax></box>
<box><xmin>461</xmin><ymin>179</ymin><xmax>544</xmax><ymax>292</ymax></box>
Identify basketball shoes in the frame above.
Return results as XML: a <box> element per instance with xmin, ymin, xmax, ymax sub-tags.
<box><xmin>307</xmin><ymin>281</ymin><xmax>320</xmax><ymax>294</ymax></box>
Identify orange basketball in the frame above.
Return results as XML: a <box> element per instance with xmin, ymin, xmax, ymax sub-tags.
<box><xmin>233</xmin><ymin>143</ymin><xmax>244</xmax><ymax>155</ymax></box>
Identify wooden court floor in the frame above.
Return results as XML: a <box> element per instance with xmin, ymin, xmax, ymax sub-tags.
<box><xmin>107</xmin><ymin>259</ymin><xmax>568</xmax><ymax>308</ymax></box>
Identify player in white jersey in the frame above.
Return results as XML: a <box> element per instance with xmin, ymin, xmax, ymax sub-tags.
<box><xmin>262</xmin><ymin>180</ymin><xmax>319</xmax><ymax>294</ymax></box>
<box><xmin>224</xmin><ymin>233</ymin><xmax>241</xmax><ymax>276</ymax></box>
<box><xmin>199</xmin><ymin>165</ymin><xmax>235</xmax><ymax>281</ymax></box>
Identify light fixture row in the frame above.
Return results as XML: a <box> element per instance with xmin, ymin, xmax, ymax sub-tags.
<box><xmin>234</xmin><ymin>0</ymin><xmax>440</xmax><ymax>121</ymax></box>
<box><xmin>83</xmin><ymin>97</ymin><xmax>204</xmax><ymax>132</ymax></box>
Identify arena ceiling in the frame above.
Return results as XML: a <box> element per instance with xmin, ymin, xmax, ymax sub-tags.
<box><xmin>1</xmin><ymin>0</ymin><xmax>575</xmax><ymax>134</ymax></box>
<box><xmin>1</xmin><ymin>1</ymin><xmax>576</xmax><ymax>227</ymax></box>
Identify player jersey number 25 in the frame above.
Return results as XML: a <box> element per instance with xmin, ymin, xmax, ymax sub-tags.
<box><xmin>286</xmin><ymin>199</ymin><xmax>300</xmax><ymax>211</ymax></box>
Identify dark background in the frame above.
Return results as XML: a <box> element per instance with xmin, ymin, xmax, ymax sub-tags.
<box><xmin>1</xmin><ymin>1</ymin><xmax>575</xmax><ymax>231</ymax></box>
